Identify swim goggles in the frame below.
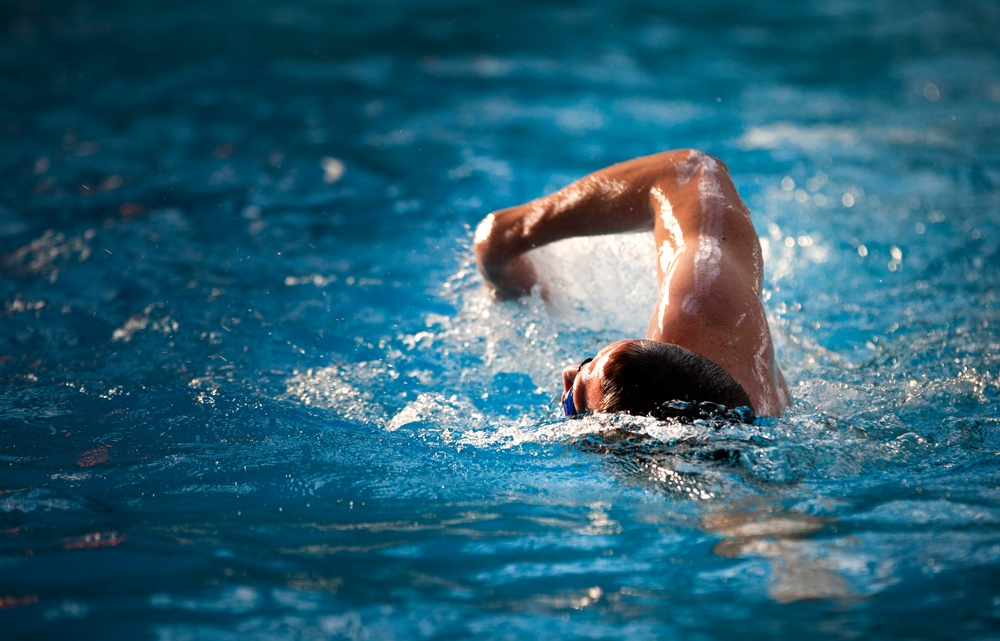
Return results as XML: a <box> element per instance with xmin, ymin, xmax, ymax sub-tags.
<box><xmin>562</xmin><ymin>358</ymin><xmax>593</xmax><ymax>417</ymax></box>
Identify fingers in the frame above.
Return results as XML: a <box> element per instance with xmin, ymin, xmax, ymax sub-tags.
<box><xmin>480</xmin><ymin>254</ymin><xmax>538</xmax><ymax>299</ymax></box>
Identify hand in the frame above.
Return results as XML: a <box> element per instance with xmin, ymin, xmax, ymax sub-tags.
<box><xmin>473</xmin><ymin>211</ymin><xmax>535</xmax><ymax>299</ymax></box>
<box><xmin>476</xmin><ymin>251</ymin><xmax>539</xmax><ymax>300</ymax></box>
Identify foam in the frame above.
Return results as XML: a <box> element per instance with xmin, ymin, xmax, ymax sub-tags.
<box><xmin>372</xmin><ymin>236</ymin><xmax>660</xmax><ymax>442</ymax></box>
<box><xmin>530</xmin><ymin>232</ymin><xmax>658</xmax><ymax>336</ymax></box>
<box><xmin>292</xmin><ymin>221</ymin><xmax>915</xmax><ymax>498</ymax></box>
<box><xmin>387</xmin><ymin>392</ymin><xmax>485</xmax><ymax>436</ymax></box>
<box><xmin>282</xmin><ymin>364</ymin><xmax>390</xmax><ymax>425</ymax></box>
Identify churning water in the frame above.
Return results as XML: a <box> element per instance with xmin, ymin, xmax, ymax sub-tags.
<box><xmin>2</xmin><ymin>0</ymin><xmax>999</xmax><ymax>638</ymax></box>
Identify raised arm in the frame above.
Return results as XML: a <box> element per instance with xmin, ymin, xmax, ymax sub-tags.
<box><xmin>473</xmin><ymin>150</ymin><xmax>701</xmax><ymax>298</ymax></box>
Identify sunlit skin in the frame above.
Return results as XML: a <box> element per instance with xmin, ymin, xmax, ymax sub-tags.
<box><xmin>474</xmin><ymin>149</ymin><xmax>791</xmax><ymax>417</ymax></box>
<box><xmin>560</xmin><ymin>340</ymin><xmax>630</xmax><ymax>417</ymax></box>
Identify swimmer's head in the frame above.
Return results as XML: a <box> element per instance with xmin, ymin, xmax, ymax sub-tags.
<box><xmin>561</xmin><ymin>340</ymin><xmax>753</xmax><ymax>419</ymax></box>
<box><xmin>561</xmin><ymin>340</ymin><xmax>629</xmax><ymax>417</ymax></box>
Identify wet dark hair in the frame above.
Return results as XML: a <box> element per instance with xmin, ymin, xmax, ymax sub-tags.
<box><xmin>600</xmin><ymin>341</ymin><xmax>755</xmax><ymax>421</ymax></box>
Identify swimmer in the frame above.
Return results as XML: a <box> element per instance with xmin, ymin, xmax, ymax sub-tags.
<box><xmin>473</xmin><ymin>149</ymin><xmax>791</xmax><ymax>418</ymax></box>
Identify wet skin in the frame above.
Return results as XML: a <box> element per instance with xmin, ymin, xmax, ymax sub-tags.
<box><xmin>475</xmin><ymin>150</ymin><xmax>791</xmax><ymax>417</ymax></box>
<box><xmin>561</xmin><ymin>340</ymin><xmax>630</xmax><ymax>416</ymax></box>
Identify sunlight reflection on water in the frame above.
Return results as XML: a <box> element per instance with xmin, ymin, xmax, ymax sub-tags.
<box><xmin>3</xmin><ymin>0</ymin><xmax>1000</xmax><ymax>638</ymax></box>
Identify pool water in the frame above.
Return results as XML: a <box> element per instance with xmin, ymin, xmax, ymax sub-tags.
<box><xmin>2</xmin><ymin>0</ymin><xmax>1000</xmax><ymax>638</ymax></box>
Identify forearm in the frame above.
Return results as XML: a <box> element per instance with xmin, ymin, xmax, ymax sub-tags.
<box><xmin>472</xmin><ymin>150</ymin><xmax>703</xmax><ymax>296</ymax></box>
<box><xmin>473</xmin><ymin>208</ymin><xmax>538</xmax><ymax>298</ymax></box>
<box><xmin>475</xmin><ymin>171</ymin><xmax>655</xmax><ymax>263</ymax></box>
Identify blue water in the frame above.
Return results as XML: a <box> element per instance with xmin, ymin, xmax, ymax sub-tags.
<box><xmin>2</xmin><ymin>0</ymin><xmax>1000</xmax><ymax>638</ymax></box>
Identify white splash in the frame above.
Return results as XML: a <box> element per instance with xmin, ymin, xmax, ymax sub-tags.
<box><xmin>529</xmin><ymin>232</ymin><xmax>657</xmax><ymax>336</ymax></box>
<box><xmin>283</xmin><ymin>365</ymin><xmax>390</xmax><ymax>425</ymax></box>
<box><xmin>387</xmin><ymin>393</ymin><xmax>485</xmax><ymax>436</ymax></box>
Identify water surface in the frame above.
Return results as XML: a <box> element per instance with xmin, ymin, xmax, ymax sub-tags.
<box><xmin>2</xmin><ymin>0</ymin><xmax>999</xmax><ymax>638</ymax></box>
